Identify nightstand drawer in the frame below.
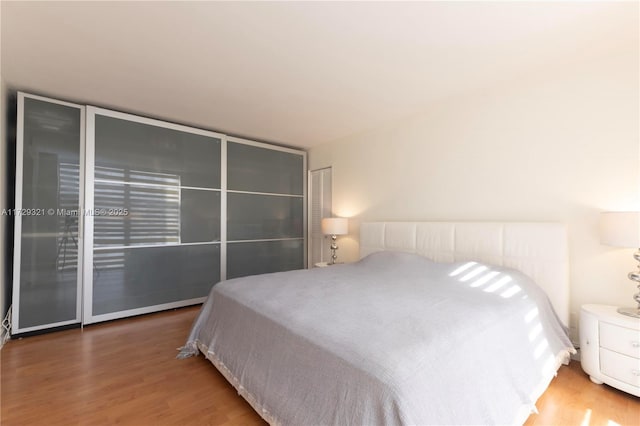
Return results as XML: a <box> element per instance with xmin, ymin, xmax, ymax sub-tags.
<box><xmin>600</xmin><ymin>322</ymin><xmax>640</xmax><ymax>358</ymax></box>
<box><xmin>600</xmin><ymin>348</ymin><xmax>640</xmax><ymax>387</ymax></box>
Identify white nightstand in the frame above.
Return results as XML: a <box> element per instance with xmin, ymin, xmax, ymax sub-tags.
<box><xmin>579</xmin><ymin>304</ymin><xmax>640</xmax><ymax>397</ymax></box>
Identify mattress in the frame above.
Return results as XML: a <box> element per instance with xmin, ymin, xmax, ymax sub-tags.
<box><xmin>179</xmin><ymin>251</ymin><xmax>575</xmax><ymax>425</ymax></box>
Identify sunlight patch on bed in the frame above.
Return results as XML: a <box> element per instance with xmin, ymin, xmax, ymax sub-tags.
<box><xmin>467</xmin><ymin>270</ymin><xmax>499</xmax><ymax>288</ymax></box>
<box><xmin>500</xmin><ymin>284</ymin><xmax>521</xmax><ymax>298</ymax></box>
<box><xmin>449</xmin><ymin>262</ymin><xmax>478</xmax><ymax>277</ymax></box>
<box><xmin>528</xmin><ymin>323</ymin><xmax>543</xmax><ymax>342</ymax></box>
<box><xmin>460</xmin><ymin>266</ymin><xmax>489</xmax><ymax>282</ymax></box>
<box><xmin>607</xmin><ymin>420</ymin><xmax>621</xmax><ymax>426</ymax></box>
<box><xmin>483</xmin><ymin>276</ymin><xmax>512</xmax><ymax>293</ymax></box>
<box><xmin>533</xmin><ymin>339</ymin><xmax>550</xmax><ymax>359</ymax></box>
<box><xmin>524</xmin><ymin>307</ymin><xmax>539</xmax><ymax>323</ymax></box>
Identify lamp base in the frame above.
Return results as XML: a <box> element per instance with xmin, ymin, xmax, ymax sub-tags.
<box><xmin>329</xmin><ymin>234</ymin><xmax>338</xmax><ymax>265</ymax></box>
<box><xmin>620</xmin><ymin>249</ymin><xmax>640</xmax><ymax>318</ymax></box>
<box><xmin>617</xmin><ymin>307</ymin><xmax>640</xmax><ymax>318</ymax></box>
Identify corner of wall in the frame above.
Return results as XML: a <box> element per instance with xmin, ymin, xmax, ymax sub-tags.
<box><xmin>0</xmin><ymin>74</ymin><xmax>16</xmax><ymax>348</ymax></box>
<box><xmin>0</xmin><ymin>74</ymin><xmax>8</xmax><ymax>345</ymax></box>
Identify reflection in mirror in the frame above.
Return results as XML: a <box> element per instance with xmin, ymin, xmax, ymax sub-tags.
<box><xmin>90</xmin><ymin>112</ymin><xmax>223</xmax><ymax>319</ymax></box>
<box><xmin>94</xmin><ymin>178</ymin><xmax>180</xmax><ymax>247</ymax></box>
<box><xmin>227</xmin><ymin>240</ymin><xmax>304</xmax><ymax>279</ymax></box>
<box><xmin>92</xmin><ymin>244</ymin><xmax>220</xmax><ymax>315</ymax></box>
<box><xmin>94</xmin><ymin>115</ymin><xmax>221</xmax><ymax>189</ymax></box>
<box><xmin>228</xmin><ymin>193</ymin><xmax>303</xmax><ymax>241</ymax></box>
<box><xmin>93</xmin><ymin>166</ymin><xmax>221</xmax><ymax>247</ymax></box>
<box><xmin>18</xmin><ymin>97</ymin><xmax>81</xmax><ymax>328</ymax></box>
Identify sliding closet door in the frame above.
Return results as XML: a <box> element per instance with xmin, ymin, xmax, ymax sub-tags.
<box><xmin>12</xmin><ymin>93</ymin><xmax>84</xmax><ymax>334</ymax></box>
<box><xmin>226</xmin><ymin>138</ymin><xmax>306</xmax><ymax>279</ymax></box>
<box><xmin>84</xmin><ymin>108</ymin><xmax>223</xmax><ymax>324</ymax></box>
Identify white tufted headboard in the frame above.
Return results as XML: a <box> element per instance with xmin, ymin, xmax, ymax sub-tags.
<box><xmin>360</xmin><ymin>222</ymin><xmax>570</xmax><ymax>326</ymax></box>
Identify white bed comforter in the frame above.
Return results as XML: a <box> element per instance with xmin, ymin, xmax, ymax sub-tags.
<box><xmin>179</xmin><ymin>251</ymin><xmax>575</xmax><ymax>426</ymax></box>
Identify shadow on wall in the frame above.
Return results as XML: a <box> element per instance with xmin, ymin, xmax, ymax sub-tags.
<box><xmin>3</xmin><ymin>91</ymin><xmax>17</xmax><ymax>318</ymax></box>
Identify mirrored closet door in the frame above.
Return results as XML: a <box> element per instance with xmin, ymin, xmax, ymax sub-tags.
<box><xmin>13</xmin><ymin>92</ymin><xmax>307</xmax><ymax>333</ymax></box>
<box><xmin>226</xmin><ymin>138</ymin><xmax>306</xmax><ymax>279</ymax></box>
<box><xmin>12</xmin><ymin>94</ymin><xmax>85</xmax><ymax>334</ymax></box>
<box><xmin>83</xmin><ymin>108</ymin><xmax>223</xmax><ymax>324</ymax></box>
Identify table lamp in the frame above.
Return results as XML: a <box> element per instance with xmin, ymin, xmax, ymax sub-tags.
<box><xmin>600</xmin><ymin>211</ymin><xmax>640</xmax><ymax>318</ymax></box>
<box><xmin>321</xmin><ymin>217</ymin><xmax>348</xmax><ymax>265</ymax></box>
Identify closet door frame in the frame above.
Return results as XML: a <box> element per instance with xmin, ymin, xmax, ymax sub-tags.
<box><xmin>307</xmin><ymin>166</ymin><xmax>332</xmax><ymax>267</ymax></box>
<box><xmin>12</xmin><ymin>93</ymin><xmax>86</xmax><ymax>334</ymax></box>
<box><xmin>83</xmin><ymin>106</ymin><xmax>226</xmax><ymax>324</ymax></box>
<box><xmin>225</xmin><ymin>135</ymin><xmax>308</xmax><ymax>273</ymax></box>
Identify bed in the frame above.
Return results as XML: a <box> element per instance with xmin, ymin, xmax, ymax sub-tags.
<box><xmin>179</xmin><ymin>222</ymin><xmax>575</xmax><ymax>425</ymax></box>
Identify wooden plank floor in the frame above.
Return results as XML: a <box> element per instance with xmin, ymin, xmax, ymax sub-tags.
<box><xmin>1</xmin><ymin>306</ymin><xmax>638</xmax><ymax>426</ymax></box>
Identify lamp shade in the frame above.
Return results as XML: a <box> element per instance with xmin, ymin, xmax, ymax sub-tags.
<box><xmin>600</xmin><ymin>211</ymin><xmax>640</xmax><ymax>248</ymax></box>
<box><xmin>321</xmin><ymin>217</ymin><xmax>348</xmax><ymax>236</ymax></box>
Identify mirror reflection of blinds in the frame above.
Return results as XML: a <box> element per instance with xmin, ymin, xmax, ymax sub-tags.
<box><xmin>95</xmin><ymin>165</ymin><xmax>181</xmax><ymax>186</ymax></box>
<box><xmin>56</xmin><ymin>162</ymin><xmax>79</xmax><ymax>271</ymax></box>
<box><xmin>93</xmin><ymin>165</ymin><xmax>181</xmax><ymax>248</ymax></box>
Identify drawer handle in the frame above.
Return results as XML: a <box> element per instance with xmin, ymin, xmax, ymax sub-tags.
<box><xmin>633</xmin><ymin>370</ymin><xmax>640</xmax><ymax>377</ymax></box>
<box><xmin>632</xmin><ymin>341</ymin><xmax>640</xmax><ymax>348</ymax></box>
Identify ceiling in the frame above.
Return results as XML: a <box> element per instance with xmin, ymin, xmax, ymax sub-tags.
<box><xmin>1</xmin><ymin>1</ymin><xmax>637</xmax><ymax>149</ymax></box>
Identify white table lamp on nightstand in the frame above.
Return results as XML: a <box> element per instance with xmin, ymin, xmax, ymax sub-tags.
<box><xmin>321</xmin><ymin>217</ymin><xmax>348</xmax><ymax>265</ymax></box>
<box><xmin>600</xmin><ymin>211</ymin><xmax>640</xmax><ymax>318</ymax></box>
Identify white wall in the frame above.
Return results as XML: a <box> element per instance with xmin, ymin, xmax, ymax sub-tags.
<box><xmin>309</xmin><ymin>51</ymin><xmax>639</xmax><ymax>335</ymax></box>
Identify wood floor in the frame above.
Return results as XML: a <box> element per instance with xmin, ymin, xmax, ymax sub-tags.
<box><xmin>1</xmin><ymin>306</ymin><xmax>638</xmax><ymax>426</ymax></box>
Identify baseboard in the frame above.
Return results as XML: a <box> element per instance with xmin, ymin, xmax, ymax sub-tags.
<box><xmin>0</xmin><ymin>305</ymin><xmax>11</xmax><ymax>350</ymax></box>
